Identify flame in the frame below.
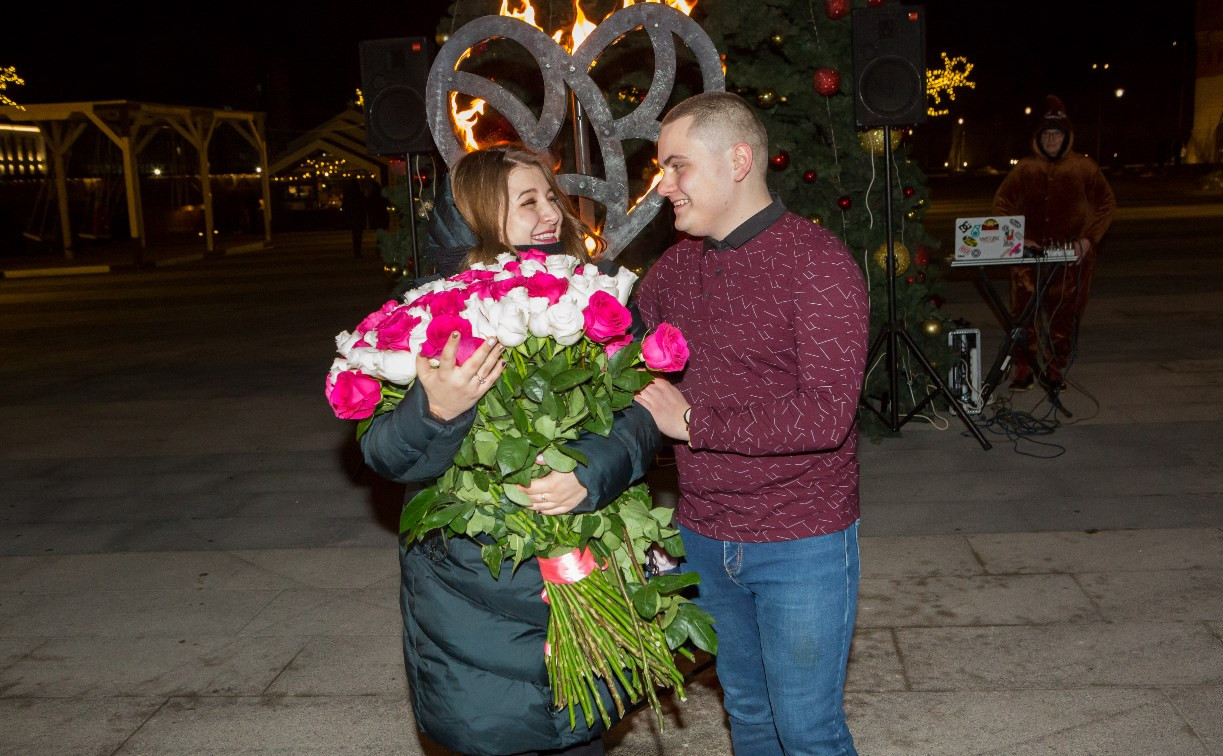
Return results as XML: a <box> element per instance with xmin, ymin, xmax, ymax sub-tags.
<box><xmin>500</xmin><ymin>0</ymin><xmax>543</xmax><ymax>30</ymax></box>
<box><xmin>450</xmin><ymin>92</ymin><xmax>487</xmax><ymax>152</ymax></box>
<box><xmin>620</xmin><ymin>0</ymin><xmax>697</xmax><ymax>14</ymax></box>
<box><xmin>634</xmin><ymin>159</ymin><xmax>664</xmax><ymax>207</ymax></box>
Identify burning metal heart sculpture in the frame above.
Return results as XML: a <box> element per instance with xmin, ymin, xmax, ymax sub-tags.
<box><xmin>426</xmin><ymin>3</ymin><xmax>725</xmax><ymax>258</ymax></box>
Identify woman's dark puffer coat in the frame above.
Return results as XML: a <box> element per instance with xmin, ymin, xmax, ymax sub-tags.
<box><xmin>360</xmin><ymin>177</ymin><xmax>662</xmax><ymax>755</ymax></box>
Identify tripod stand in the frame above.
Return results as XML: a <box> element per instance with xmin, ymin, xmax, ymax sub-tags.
<box><xmin>859</xmin><ymin>126</ymin><xmax>991</xmax><ymax>451</ymax></box>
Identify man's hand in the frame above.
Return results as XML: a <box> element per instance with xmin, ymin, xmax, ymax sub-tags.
<box><xmin>634</xmin><ymin>377</ymin><xmax>691</xmax><ymax>441</ymax></box>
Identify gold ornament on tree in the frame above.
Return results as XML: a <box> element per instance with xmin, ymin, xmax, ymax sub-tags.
<box><xmin>872</xmin><ymin>242</ymin><xmax>910</xmax><ymax>275</ymax></box>
<box><xmin>922</xmin><ymin>318</ymin><xmax>943</xmax><ymax>337</ymax></box>
<box><xmin>857</xmin><ymin>128</ymin><xmax>903</xmax><ymax>156</ymax></box>
<box><xmin>756</xmin><ymin>89</ymin><xmax>778</xmax><ymax>109</ymax></box>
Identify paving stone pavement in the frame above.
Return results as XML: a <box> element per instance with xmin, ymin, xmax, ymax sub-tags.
<box><xmin>2</xmin><ymin>203</ymin><xmax>1222</xmax><ymax>754</ymax></box>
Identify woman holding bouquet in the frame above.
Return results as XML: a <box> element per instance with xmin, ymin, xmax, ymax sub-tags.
<box><xmin>358</xmin><ymin>144</ymin><xmax>661</xmax><ymax>756</ymax></box>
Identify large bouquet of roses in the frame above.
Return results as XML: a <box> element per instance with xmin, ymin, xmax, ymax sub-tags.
<box><xmin>326</xmin><ymin>249</ymin><xmax>715</xmax><ymax>729</ymax></box>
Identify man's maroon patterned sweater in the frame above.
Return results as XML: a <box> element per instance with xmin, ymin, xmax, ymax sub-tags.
<box><xmin>635</xmin><ymin>201</ymin><xmax>869</xmax><ymax>542</ymax></box>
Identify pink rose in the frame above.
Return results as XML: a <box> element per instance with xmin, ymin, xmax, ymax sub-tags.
<box><xmin>642</xmin><ymin>322</ymin><xmax>689</xmax><ymax>372</ymax></box>
<box><xmin>603</xmin><ymin>332</ymin><xmax>632</xmax><ymax>358</ymax></box>
<box><xmin>452</xmin><ymin>269</ymin><xmax>498</xmax><ymax>284</ymax></box>
<box><xmin>326</xmin><ymin>370</ymin><xmax>382</xmax><ymax>420</ymax></box>
<box><xmin>374</xmin><ymin>308</ymin><xmax>421</xmax><ymax>350</ymax></box>
<box><xmin>357</xmin><ymin>300</ymin><xmax>398</xmax><ymax>332</ymax></box>
<box><xmin>490</xmin><ymin>275</ymin><xmax>528</xmax><ymax>301</ymax></box>
<box><xmin>524</xmin><ymin>272</ymin><xmax>568</xmax><ymax>304</ymax></box>
<box><xmin>428</xmin><ymin>288</ymin><xmax>470</xmax><ymax>316</ymax></box>
<box><xmin>519</xmin><ymin>249</ymin><xmax>548</xmax><ymax>264</ymax></box>
<box><xmin>420</xmin><ymin>314</ymin><xmax>484</xmax><ymax>364</ymax></box>
<box><xmin>583</xmin><ymin>290</ymin><xmax>633</xmax><ymax>343</ymax></box>
<box><xmin>502</xmin><ymin>260</ymin><xmax>521</xmax><ymax>273</ymax></box>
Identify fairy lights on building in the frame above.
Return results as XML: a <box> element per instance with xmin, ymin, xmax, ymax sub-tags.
<box><xmin>927</xmin><ymin>52</ymin><xmax>975</xmax><ymax>118</ymax></box>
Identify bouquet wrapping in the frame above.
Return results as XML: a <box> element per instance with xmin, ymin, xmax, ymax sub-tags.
<box><xmin>326</xmin><ymin>250</ymin><xmax>715</xmax><ymax>729</ymax></box>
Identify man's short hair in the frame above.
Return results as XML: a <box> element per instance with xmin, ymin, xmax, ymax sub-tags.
<box><xmin>662</xmin><ymin>92</ymin><xmax>769</xmax><ymax>169</ymax></box>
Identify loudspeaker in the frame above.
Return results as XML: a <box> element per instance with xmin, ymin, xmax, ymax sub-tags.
<box><xmin>359</xmin><ymin>37</ymin><xmax>434</xmax><ymax>155</ymax></box>
<box><xmin>852</xmin><ymin>5</ymin><xmax>927</xmax><ymax>128</ymax></box>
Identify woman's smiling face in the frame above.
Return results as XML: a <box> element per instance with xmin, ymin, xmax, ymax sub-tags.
<box><xmin>502</xmin><ymin>166</ymin><xmax>563</xmax><ymax>247</ymax></box>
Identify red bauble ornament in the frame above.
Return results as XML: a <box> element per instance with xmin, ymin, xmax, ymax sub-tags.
<box><xmin>769</xmin><ymin>150</ymin><xmax>791</xmax><ymax>171</ymax></box>
<box><xmin>803</xmin><ymin>170</ymin><xmax>817</xmax><ymax>183</ymax></box>
<box><xmin>903</xmin><ymin>186</ymin><xmax>915</xmax><ymax>198</ymax></box>
<box><xmin>906</xmin><ymin>276</ymin><xmax>916</xmax><ymax>284</ymax></box>
<box><xmin>824</xmin><ymin>0</ymin><xmax>849</xmax><ymax>19</ymax></box>
<box><xmin>812</xmin><ymin>67</ymin><xmax>840</xmax><ymax>96</ymax></box>
<box><xmin>914</xmin><ymin>244</ymin><xmax>930</xmax><ymax>267</ymax></box>
<box><xmin>837</xmin><ymin>195</ymin><xmax>852</xmax><ymax>210</ymax></box>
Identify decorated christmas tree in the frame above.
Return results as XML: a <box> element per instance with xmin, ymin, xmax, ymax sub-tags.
<box><xmin>428</xmin><ymin>0</ymin><xmax>970</xmax><ymax>435</ymax></box>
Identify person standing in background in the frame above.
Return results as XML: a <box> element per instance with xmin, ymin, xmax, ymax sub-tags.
<box><xmin>993</xmin><ymin>95</ymin><xmax>1116</xmax><ymax>391</ymax></box>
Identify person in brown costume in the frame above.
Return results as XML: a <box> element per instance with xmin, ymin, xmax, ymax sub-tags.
<box><xmin>992</xmin><ymin>95</ymin><xmax>1116</xmax><ymax>391</ymax></box>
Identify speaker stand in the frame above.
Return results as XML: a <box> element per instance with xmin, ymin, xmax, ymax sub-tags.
<box><xmin>860</xmin><ymin>126</ymin><xmax>991</xmax><ymax>451</ymax></box>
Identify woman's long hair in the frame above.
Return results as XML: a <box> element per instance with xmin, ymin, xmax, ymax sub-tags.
<box><xmin>449</xmin><ymin>143</ymin><xmax>605</xmax><ymax>267</ymax></box>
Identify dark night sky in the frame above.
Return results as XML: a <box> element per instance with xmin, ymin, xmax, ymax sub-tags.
<box><xmin>5</xmin><ymin>1</ymin><xmax>1198</xmax><ymax>162</ymax></box>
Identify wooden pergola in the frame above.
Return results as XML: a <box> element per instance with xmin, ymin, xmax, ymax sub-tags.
<box><xmin>0</xmin><ymin>100</ymin><xmax>271</xmax><ymax>261</ymax></box>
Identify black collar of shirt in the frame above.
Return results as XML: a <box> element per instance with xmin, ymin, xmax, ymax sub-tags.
<box><xmin>704</xmin><ymin>194</ymin><xmax>786</xmax><ymax>252</ymax></box>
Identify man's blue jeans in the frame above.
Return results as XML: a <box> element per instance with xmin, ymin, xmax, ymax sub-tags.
<box><xmin>679</xmin><ymin>522</ymin><xmax>860</xmax><ymax>756</ymax></box>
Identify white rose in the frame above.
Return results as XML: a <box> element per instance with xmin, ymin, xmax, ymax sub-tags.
<box><xmin>546</xmin><ymin>300</ymin><xmax>586</xmax><ymax>346</ymax></box>
<box><xmin>335</xmin><ymin>330</ymin><xmax>365</xmax><ymax>357</ymax></box>
<box><xmin>493</xmin><ymin>299</ymin><xmax>531</xmax><ymax>347</ymax></box>
<box><xmin>464</xmin><ymin>298</ymin><xmax>497</xmax><ymax>340</ymax></box>
<box><xmin>518</xmin><ymin>259</ymin><xmax>547</xmax><ymax>277</ymax></box>
<box><xmin>593</xmin><ymin>273</ymin><xmax>621</xmax><ymax>300</ymax></box>
<box><xmin>346</xmin><ymin>347</ymin><xmax>379</xmax><ymax>375</ymax></box>
<box><xmin>494</xmin><ymin>252</ymin><xmax>517</xmax><ymax>267</ymax></box>
<box><xmin>376</xmin><ymin>350</ymin><xmax>417</xmax><ymax>383</ymax></box>
<box><xmin>528</xmin><ymin>297</ymin><xmax>551</xmax><ymax>337</ymax></box>
<box><xmin>612</xmin><ymin>266</ymin><xmax>638</xmax><ymax>305</ymax></box>
<box><xmin>409</xmin><ymin>315</ymin><xmax>430</xmax><ymax>354</ymax></box>
<box><xmin>328</xmin><ymin>357</ymin><xmax>351</xmax><ymax>381</ymax></box>
<box><xmin>546</xmin><ymin>253</ymin><xmax>579</xmax><ymax>278</ymax></box>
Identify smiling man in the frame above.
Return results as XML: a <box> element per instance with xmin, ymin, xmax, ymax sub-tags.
<box><xmin>633</xmin><ymin>92</ymin><xmax>869</xmax><ymax>756</ymax></box>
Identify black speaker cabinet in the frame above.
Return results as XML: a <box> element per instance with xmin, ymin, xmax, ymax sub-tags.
<box><xmin>852</xmin><ymin>5</ymin><xmax>927</xmax><ymax>129</ymax></box>
<box><xmin>359</xmin><ymin>37</ymin><xmax>434</xmax><ymax>155</ymax></box>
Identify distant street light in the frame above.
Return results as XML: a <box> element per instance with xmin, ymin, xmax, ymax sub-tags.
<box><xmin>1115</xmin><ymin>88</ymin><xmax>1125</xmax><ymax>98</ymax></box>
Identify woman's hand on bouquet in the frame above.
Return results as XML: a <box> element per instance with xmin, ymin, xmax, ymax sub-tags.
<box><xmin>416</xmin><ymin>332</ymin><xmax>505</xmax><ymax>421</ymax></box>
<box><xmin>519</xmin><ymin>463</ymin><xmax>588</xmax><ymax>515</ymax></box>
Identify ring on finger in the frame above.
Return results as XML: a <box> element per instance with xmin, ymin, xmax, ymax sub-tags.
<box><xmin>476</xmin><ymin>374</ymin><xmax>486</xmax><ymax>384</ymax></box>
<box><xmin>428</xmin><ymin>358</ymin><xmax>441</xmax><ymax>369</ymax></box>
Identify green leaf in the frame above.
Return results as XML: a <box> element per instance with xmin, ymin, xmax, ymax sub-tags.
<box><xmin>651</xmin><ymin>572</ymin><xmax>700</xmax><ymax>595</ymax></box>
<box><xmin>613</xmin><ymin>368</ymin><xmax>653</xmax><ymax>393</ymax></box>
<box><xmin>567</xmin><ymin>387</ymin><xmax>586</xmax><ymax>416</ymax></box>
<box><xmin>472</xmin><ymin>469</ymin><xmax>490</xmax><ymax>491</ymax></box>
<box><xmin>551</xmin><ymin>368</ymin><xmax>594</xmax><ymax>392</ymax></box>
<box><xmin>503</xmin><ymin>468</ymin><xmax>534</xmax><ymax>486</ymax></box>
<box><xmin>503</xmin><ymin>484</ymin><xmax>533</xmax><ymax>508</ymax></box>
<box><xmin>607</xmin><ymin>340</ymin><xmax>641</xmax><ymax>375</ymax></box>
<box><xmin>481</xmin><ymin>543</ymin><xmax>504</xmax><ymax>580</ymax></box>
<box><xmin>535</xmin><ymin>415</ymin><xmax>558</xmax><ymax>440</ymax></box>
<box><xmin>631</xmin><ymin>584</ymin><xmax>661</xmax><ymax>619</ymax></box>
<box><xmin>527</xmin><ymin>431</ymin><xmax>551</xmax><ymax>448</ymax></box>
<box><xmin>540</xmin><ymin>389</ymin><xmax>559</xmax><ymax>419</ymax></box>
<box><xmin>522</xmin><ymin>373</ymin><xmax>548</xmax><ymax>403</ymax></box>
<box><xmin>473</xmin><ymin>431</ymin><xmax>499</xmax><ymax>467</ymax></box>
<box><xmin>497</xmin><ymin>436</ymin><xmax>532</xmax><ymax>477</ymax></box>
<box><xmin>577</xmin><ymin>512</ymin><xmax>600</xmax><ymax>544</ymax></box>
<box><xmin>354</xmin><ymin>417</ymin><xmax>372</xmax><ymax>441</ymax></box>
<box><xmin>509</xmin><ymin>400</ymin><xmax>530</xmax><ymax>433</ymax></box>
<box><xmin>558</xmin><ymin>444</ymin><xmax>589</xmax><ymax>466</ymax></box>
<box><xmin>542</xmin><ymin>446</ymin><xmax>578</xmax><ymax>472</ymax></box>
<box><xmin>398</xmin><ymin>486</ymin><xmax>439</xmax><ymax>537</ymax></box>
<box><xmin>648</xmin><ymin>507</ymin><xmax>675</xmax><ymax>527</ymax></box>
<box><xmin>661</xmin><ymin>533</ymin><xmax>686</xmax><ymax>557</ymax></box>
<box><xmin>420</xmin><ymin>501</ymin><xmax>473</xmax><ymax>533</ymax></box>
<box><xmin>465</xmin><ymin>509</ymin><xmax>496</xmax><ymax>537</ymax></box>
<box><xmin>680</xmin><ymin>603</ymin><xmax>718</xmax><ymax>655</ymax></box>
